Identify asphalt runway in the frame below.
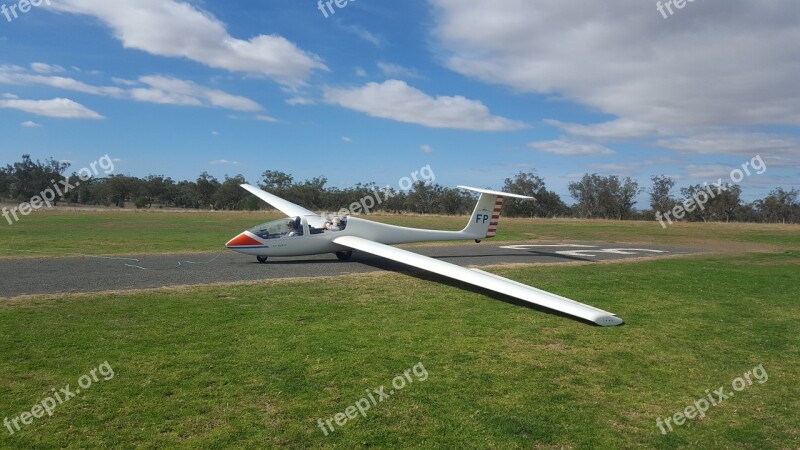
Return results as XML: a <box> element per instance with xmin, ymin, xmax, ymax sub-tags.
<box><xmin>0</xmin><ymin>243</ymin><xmax>699</xmax><ymax>298</ymax></box>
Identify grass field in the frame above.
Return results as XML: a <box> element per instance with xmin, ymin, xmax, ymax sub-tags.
<box><xmin>1</xmin><ymin>211</ymin><xmax>799</xmax><ymax>448</ymax></box>
<box><xmin>1</xmin><ymin>209</ymin><xmax>798</xmax><ymax>257</ymax></box>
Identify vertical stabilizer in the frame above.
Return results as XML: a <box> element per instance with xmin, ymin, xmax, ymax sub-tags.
<box><xmin>458</xmin><ymin>186</ymin><xmax>534</xmax><ymax>239</ymax></box>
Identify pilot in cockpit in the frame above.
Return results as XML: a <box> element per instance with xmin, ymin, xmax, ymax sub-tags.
<box><xmin>287</xmin><ymin>217</ymin><xmax>303</xmax><ymax>236</ymax></box>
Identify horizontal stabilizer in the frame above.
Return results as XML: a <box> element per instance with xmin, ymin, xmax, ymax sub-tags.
<box><xmin>458</xmin><ymin>185</ymin><xmax>535</xmax><ymax>200</ymax></box>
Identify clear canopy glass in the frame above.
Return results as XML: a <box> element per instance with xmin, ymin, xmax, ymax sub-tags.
<box><xmin>247</xmin><ymin>218</ymin><xmax>302</xmax><ymax>239</ymax></box>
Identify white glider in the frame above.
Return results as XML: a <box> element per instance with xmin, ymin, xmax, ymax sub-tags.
<box><xmin>226</xmin><ymin>184</ymin><xmax>623</xmax><ymax>326</ymax></box>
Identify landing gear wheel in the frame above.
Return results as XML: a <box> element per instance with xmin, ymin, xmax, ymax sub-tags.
<box><xmin>256</xmin><ymin>256</ymin><xmax>268</xmax><ymax>263</ymax></box>
<box><xmin>335</xmin><ymin>251</ymin><xmax>353</xmax><ymax>261</ymax></box>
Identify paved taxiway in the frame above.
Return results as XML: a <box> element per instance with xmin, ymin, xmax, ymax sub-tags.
<box><xmin>0</xmin><ymin>243</ymin><xmax>700</xmax><ymax>298</ymax></box>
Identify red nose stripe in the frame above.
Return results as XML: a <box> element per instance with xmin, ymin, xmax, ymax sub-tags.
<box><xmin>227</xmin><ymin>233</ymin><xmax>262</xmax><ymax>247</ymax></box>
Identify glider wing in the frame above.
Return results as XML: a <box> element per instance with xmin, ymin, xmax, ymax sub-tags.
<box><xmin>240</xmin><ymin>184</ymin><xmax>317</xmax><ymax>218</ymax></box>
<box><xmin>333</xmin><ymin>235</ymin><xmax>623</xmax><ymax>326</ymax></box>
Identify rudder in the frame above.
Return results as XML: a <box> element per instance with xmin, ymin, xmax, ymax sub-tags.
<box><xmin>459</xmin><ymin>186</ymin><xmax>534</xmax><ymax>239</ymax></box>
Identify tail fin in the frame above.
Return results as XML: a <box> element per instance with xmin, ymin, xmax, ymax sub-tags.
<box><xmin>459</xmin><ymin>186</ymin><xmax>534</xmax><ymax>239</ymax></box>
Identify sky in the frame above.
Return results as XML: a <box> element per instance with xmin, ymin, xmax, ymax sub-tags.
<box><xmin>0</xmin><ymin>0</ymin><xmax>798</xmax><ymax>205</ymax></box>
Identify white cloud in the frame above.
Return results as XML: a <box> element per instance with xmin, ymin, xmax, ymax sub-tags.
<box><xmin>377</xmin><ymin>62</ymin><xmax>422</xmax><ymax>79</ymax></box>
<box><xmin>431</xmin><ymin>0</ymin><xmax>800</xmax><ymax>128</ymax></box>
<box><xmin>133</xmin><ymin>76</ymin><xmax>262</xmax><ymax>111</ymax></box>
<box><xmin>255</xmin><ymin>114</ymin><xmax>279</xmax><ymax>123</ymax></box>
<box><xmin>421</xmin><ymin>144</ymin><xmax>434</xmax><ymax>153</ymax></box>
<box><xmin>47</xmin><ymin>0</ymin><xmax>327</xmax><ymax>85</ymax></box>
<box><xmin>684</xmin><ymin>164</ymin><xmax>737</xmax><ymax>180</ymax></box>
<box><xmin>211</xmin><ymin>130</ymin><xmax>220</xmax><ymax>136</ymax></box>
<box><xmin>341</xmin><ymin>136</ymin><xmax>353</xmax><ymax>143</ymax></box>
<box><xmin>30</xmin><ymin>62</ymin><xmax>65</xmax><ymax>74</ymax></box>
<box><xmin>286</xmin><ymin>96</ymin><xmax>315</xmax><ymax>106</ymax></box>
<box><xmin>545</xmin><ymin>119</ymin><xmax>659</xmax><ymax>139</ymax></box>
<box><xmin>528</xmin><ymin>139</ymin><xmax>615</xmax><ymax>156</ymax></box>
<box><xmin>0</xmin><ymin>98</ymin><xmax>104</xmax><ymax>119</ymax></box>
<box><xmin>324</xmin><ymin>80</ymin><xmax>529</xmax><ymax>131</ymax></box>
<box><xmin>657</xmin><ymin>132</ymin><xmax>800</xmax><ymax>158</ymax></box>
<box><xmin>210</xmin><ymin>159</ymin><xmax>239</xmax><ymax>165</ymax></box>
<box><xmin>21</xmin><ymin>120</ymin><xmax>42</xmax><ymax>128</ymax></box>
<box><xmin>341</xmin><ymin>24</ymin><xmax>382</xmax><ymax>47</ymax></box>
<box><xmin>355</xmin><ymin>67</ymin><xmax>368</xmax><ymax>77</ymax></box>
<box><xmin>112</xmin><ymin>77</ymin><xmax>138</xmax><ymax>86</ymax></box>
<box><xmin>432</xmin><ymin>0</ymin><xmax>800</xmax><ymax>167</ymax></box>
<box><xmin>0</xmin><ymin>66</ymin><xmax>262</xmax><ymax>111</ymax></box>
<box><xmin>0</xmin><ymin>65</ymin><xmax>125</xmax><ymax>97</ymax></box>
<box><xmin>2</xmin><ymin>93</ymin><xmax>18</xmax><ymax>99</ymax></box>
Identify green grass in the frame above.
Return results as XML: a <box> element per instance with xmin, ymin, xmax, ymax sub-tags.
<box><xmin>1</xmin><ymin>210</ymin><xmax>799</xmax><ymax>257</ymax></box>
<box><xmin>1</xmin><ymin>251</ymin><xmax>798</xmax><ymax>448</ymax></box>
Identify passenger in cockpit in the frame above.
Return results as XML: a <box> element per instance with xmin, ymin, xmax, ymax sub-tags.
<box><xmin>328</xmin><ymin>217</ymin><xmax>342</xmax><ymax>231</ymax></box>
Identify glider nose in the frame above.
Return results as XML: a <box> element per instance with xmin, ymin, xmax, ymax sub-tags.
<box><xmin>226</xmin><ymin>232</ymin><xmax>262</xmax><ymax>248</ymax></box>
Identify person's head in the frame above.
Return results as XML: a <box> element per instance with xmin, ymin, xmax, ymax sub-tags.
<box><xmin>333</xmin><ymin>217</ymin><xmax>341</xmax><ymax>226</ymax></box>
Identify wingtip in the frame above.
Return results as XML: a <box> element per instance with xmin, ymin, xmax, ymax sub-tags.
<box><xmin>595</xmin><ymin>315</ymin><xmax>624</xmax><ymax>327</ymax></box>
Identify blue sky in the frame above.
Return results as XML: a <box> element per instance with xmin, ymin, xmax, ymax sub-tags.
<box><xmin>1</xmin><ymin>0</ymin><xmax>798</xmax><ymax>205</ymax></box>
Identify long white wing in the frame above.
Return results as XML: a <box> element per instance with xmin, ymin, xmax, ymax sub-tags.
<box><xmin>240</xmin><ymin>184</ymin><xmax>316</xmax><ymax>218</ymax></box>
<box><xmin>333</xmin><ymin>235</ymin><xmax>623</xmax><ymax>326</ymax></box>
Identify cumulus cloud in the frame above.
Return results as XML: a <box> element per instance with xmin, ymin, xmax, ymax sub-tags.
<box><xmin>377</xmin><ymin>62</ymin><xmax>422</xmax><ymax>79</ymax></box>
<box><xmin>286</xmin><ymin>96</ymin><xmax>315</xmax><ymax>106</ymax></box>
<box><xmin>46</xmin><ymin>0</ymin><xmax>327</xmax><ymax>85</ymax></box>
<box><xmin>432</xmin><ymin>0</ymin><xmax>800</xmax><ymax>128</ymax></box>
<box><xmin>0</xmin><ymin>65</ymin><xmax>125</xmax><ymax>97</ymax></box>
<box><xmin>324</xmin><ymin>79</ymin><xmax>529</xmax><ymax>131</ymax></box>
<box><xmin>657</xmin><ymin>132</ymin><xmax>800</xmax><ymax>158</ymax></box>
<box><xmin>0</xmin><ymin>66</ymin><xmax>262</xmax><ymax>111</ymax></box>
<box><xmin>133</xmin><ymin>76</ymin><xmax>262</xmax><ymax>111</ymax></box>
<box><xmin>340</xmin><ymin>24</ymin><xmax>382</xmax><ymax>47</ymax></box>
<box><xmin>528</xmin><ymin>139</ymin><xmax>615</xmax><ymax>156</ymax></box>
<box><xmin>431</xmin><ymin>0</ymin><xmax>800</xmax><ymax>166</ymax></box>
<box><xmin>0</xmin><ymin>98</ymin><xmax>104</xmax><ymax>119</ymax></box>
<box><xmin>21</xmin><ymin>120</ymin><xmax>42</xmax><ymax>127</ymax></box>
<box><xmin>255</xmin><ymin>114</ymin><xmax>279</xmax><ymax>123</ymax></box>
<box><xmin>544</xmin><ymin>119</ymin><xmax>660</xmax><ymax>139</ymax></box>
<box><xmin>30</xmin><ymin>62</ymin><xmax>65</xmax><ymax>74</ymax></box>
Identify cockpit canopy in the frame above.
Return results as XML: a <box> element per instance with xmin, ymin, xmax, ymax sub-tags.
<box><xmin>247</xmin><ymin>217</ymin><xmax>302</xmax><ymax>239</ymax></box>
<box><xmin>247</xmin><ymin>215</ymin><xmax>348</xmax><ymax>240</ymax></box>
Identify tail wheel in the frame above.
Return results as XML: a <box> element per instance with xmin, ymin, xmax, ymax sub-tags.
<box><xmin>256</xmin><ymin>256</ymin><xmax>268</xmax><ymax>263</ymax></box>
<box><xmin>335</xmin><ymin>251</ymin><xmax>353</xmax><ymax>261</ymax></box>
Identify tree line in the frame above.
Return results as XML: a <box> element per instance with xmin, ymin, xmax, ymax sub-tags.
<box><xmin>1</xmin><ymin>155</ymin><xmax>797</xmax><ymax>223</ymax></box>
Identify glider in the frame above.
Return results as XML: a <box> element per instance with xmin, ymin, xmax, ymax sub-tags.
<box><xmin>226</xmin><ymin>184</ymin><xmax>623</xmax><ymax>326</ymax></box>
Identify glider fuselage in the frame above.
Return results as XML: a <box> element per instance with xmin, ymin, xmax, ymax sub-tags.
<box><xmin>226</xmin><ymin>215</ymin><xmax>484</xmax><ymax>257</ymax></box>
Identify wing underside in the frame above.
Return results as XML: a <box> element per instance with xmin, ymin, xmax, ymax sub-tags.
<box><xmin>333</xmin><ymin>235</ymin><xmax>623</xmax><ymax>326</ymax></box>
